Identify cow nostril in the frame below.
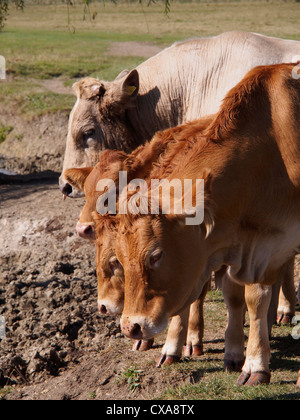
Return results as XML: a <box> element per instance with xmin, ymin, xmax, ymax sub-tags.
<box><xmin>99</xmin><ymin>304</ymin><xmax>107</xmax><ymax>314</ymax></box>
<box><xmin>131</xmin><ymin>323</ymin><xmax>142</xmax><ymax>338</ymax></box>
<box><xmin>61</xmin><ymin>183</ymin><xmax>73</xmax><ymax>197</ymax></box>
<box><xmin>85</xmin><ymin>225</ymin><xmax>93</xmax><ymax>235</ymax></box>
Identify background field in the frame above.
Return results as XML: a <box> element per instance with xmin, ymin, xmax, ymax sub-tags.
<box><xmin>0</xmin><ymin>0</ymin><xmax>299</xmax><ymax>400</ymax></box>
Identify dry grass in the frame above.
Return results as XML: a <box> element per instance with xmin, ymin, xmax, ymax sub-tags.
<box><xmin>6</xmin><ymin>1</ymin><xmax>300</xmax><ymax>40</ymax></box>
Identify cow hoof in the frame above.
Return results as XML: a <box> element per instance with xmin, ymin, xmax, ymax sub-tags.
<box><xmin>192</xmin><ymin>345</ymin><xmax>203</xmax><ymax>356</ymax></box>
<box><xmin>277</xmin><ymin>313</ymin><xmax>293</xmax><ymax>325</ymax></box>
<box><xmin>156</xmin><ymin>354</ymin><xmax>180</xmax><ymax>368</ymax></box>
<box><xmin>132</xmin><ymin>339</ymin><xmax>154</xmax><ymax>352</ymax></box>
<box><xmin>224</xmin><ymin>359</ymin><xmax>244</xmax><ymax>372</ymax></box>
<box><xmin>237</xmin><ymin>371</ymin><xmax>271</xmax><ymax>386</ymax></box>
<box><xmin>183</xmin><ymin>344</ymin><xmax>203</xmax><ymax>357</ymax></box>
<box><xmin>236</xmin><ymin>371</ymin><xmax>250</xmax><ymax>385</ymax></box>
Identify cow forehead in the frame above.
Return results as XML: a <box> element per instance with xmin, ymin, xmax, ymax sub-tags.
<box><xmin>72</xmin><ymin>99</ymin><xmax>97</xmax><ymax>127</ymax></box>
<box><xmin>118</xmin><ymin>217</ymin><xmax>166</xmax><ymax>255</ymax></box>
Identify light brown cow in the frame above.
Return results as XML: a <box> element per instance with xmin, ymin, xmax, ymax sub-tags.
<box><xmin>60</xmin><ymin>31</ymin><xmax>300</xmax><ymax>199</ymax></box>
<box><xmin>116</xmin><ymin>62</ymin><xmax>300</xmax><ymax>386</ymax></box>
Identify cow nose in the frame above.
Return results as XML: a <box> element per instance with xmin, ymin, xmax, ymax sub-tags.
<box><xmin>60</xmin><ymin>182</ymin><xmax>73</xmax><ymax>198</ymax></box>
<box><xmin>121</xmin><ymin>321</ymin><xmax>142</xmax><ymax>340</ymax></box>
<box><xmin>99</xmin><ymin>304</ymin><xmax>107</xmax><ymax>315</ymax></box>
<box><xmin>76</xmin><ymin>222</ymin><xmax>95</xmax><ymax>240</ymax></box>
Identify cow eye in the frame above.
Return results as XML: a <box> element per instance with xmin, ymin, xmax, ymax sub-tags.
<box><xmin>82</xmin><ymin>129</ymin><xmax>96</xmax><ymax>146</ymax></box>
<box><xmin>149</xmin><ymin>249</ymin><xmax>164</xmax><ymax>269</ymax></box>
<box><xmin>108</xmin><ymin>256</ymin><xmax>123</xmax><ymax>275</ymax></box>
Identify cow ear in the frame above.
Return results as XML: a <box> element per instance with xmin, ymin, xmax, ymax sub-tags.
<box><xmin>63</xmin><ymin>167</ymin><xmax>94</xmax><ymax>191</ymax></box>
<box><xmin>122</xmin><ymin>69</ymin><xmax>139</xmax><ymax>99</ymax></box>
<box><xmin>112</xmin><ymin>69</ymin><xmax>139</xmax><ymax>106</ymax></box>
<box><xmin>115</xmin><ymin>69</ymin><xmax>130</xmax><ymax>81</ymax></box>
<box><xmin>165</xmin><ymin>170</ymin><xmax>215</xmax><ymax>236</ymax></box>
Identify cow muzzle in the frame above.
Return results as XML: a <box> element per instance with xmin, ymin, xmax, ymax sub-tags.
<box><xmin>120</xmin><ymin>315</ymin><xmax>168</xmax><ymax>340</ymax></box>
<box><xmin>59</xmin><ymin>178</ymin><xmax>84</xmax><ymax>199</ymax></box>
<box><xmin>76</xmin><ymin>222</ymin><xmax>96</xmax><ymax>241</ymax></box>
<box><xmin>98</xmin><ymin>299</ymin><xmax>123</xmax><ymax>316</ymax></box>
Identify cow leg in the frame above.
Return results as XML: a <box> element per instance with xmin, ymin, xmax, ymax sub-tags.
<box><xmin>214</xmin><ymin>266</ymin><xmax>227</xmax><ymax>290</ymax></box>
<box><xmin>156</xmin><ymin>306</ymin><xmax>190</xmax><ymax>367</ymax></box>
<box><xmin>184</xmin><ymin>281</ymin><xmax>209</xmax><ymax>357</ymax></box>
<box><xmin>268</xmin><ymin>279</ymin><xmax>282</xmax><ymax>334</ymax></box>
<box><xmin>237</xmin><ymin>283</ymin><xmax>272</xmax><ymax>386</ymax></box>
<box><xmin>297</xmin><ymin>370</ymin><xmax>300</xmax><ymax>389</ymax></box>
<box><xmin>277</xmin><ymin>258</ymin><xmax>296</xmax><ymax>325</ymax></box>
<box><xmin>222</xmin><ymin>275</ymin><xmax>245</xmax><ymax>372</ymax></box>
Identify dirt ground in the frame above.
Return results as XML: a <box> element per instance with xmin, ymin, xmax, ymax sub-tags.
<box><xmin>0</xmin><ymin>178</ymin><xmax>216</xmax><ymax>400</ymax></box>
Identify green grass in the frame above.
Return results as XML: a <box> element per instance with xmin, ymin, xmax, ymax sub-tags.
<box><xmin>155</xmin><ymin>291</ymin><xmax>300</xmax><ymax>400</ymax></box>
<box><xmin>0</xmin><ymin>387</ymin><xmax>13</xmax><ymax>400</ymax></box>
<box><xmin>1</xmin><ymin>1</ymin><xmax>300</xmax><ymax>117</ymax></box>
<box><xmin>116</xmin><ymin>365</ymin><xmax>143</xmax><ymax>394</ymax></box>
<box><xmin>0</xmin><ymin>124</ymin><xmax>13</xmax><ymax>143</ymax></box>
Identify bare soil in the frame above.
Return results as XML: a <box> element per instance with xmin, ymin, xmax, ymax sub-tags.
<box><xmin>0</xmin><ymin>109</ymin><xmax>68</xmax><ymax>175</ymax></box>
<box><xmin>0</xmin><ymin>179</ymin><xmax>217</xmax><ymax>400</ymax></box>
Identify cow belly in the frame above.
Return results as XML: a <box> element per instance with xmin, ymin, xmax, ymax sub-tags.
<box><xmin>226</xmin><ymin>226</ymin><xmax>300</xmax><ymax>286</ymax></box>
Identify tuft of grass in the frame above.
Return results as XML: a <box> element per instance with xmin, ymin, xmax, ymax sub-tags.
<box><xmin>0</xmin><ymin>386</ymin><xmax>13</xmax><ymax>400</ymax></box>
<box><xmin>0</xmin><ymin>124</ymin><xmax>13</xmax><ymax>143</ymax></box>
<box><xmin>116</xmin><ymin>365</ymin><xmax>143</xmax><ymax>394</ymax></box>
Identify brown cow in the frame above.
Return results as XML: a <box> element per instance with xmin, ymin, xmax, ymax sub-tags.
<box><xmin>65</xmin><ymin>116</ymin><xmax>295</xmax><ymax>371</ymax></box>
<box><xmin>116</xmin><ymin>62</ymin><xmax>300</xmax><ymax>386</ymax></box>
<box><xmin>64</xmin><ymin>124</ymin><xmax>212</xmax><ymax>363</ymax></box>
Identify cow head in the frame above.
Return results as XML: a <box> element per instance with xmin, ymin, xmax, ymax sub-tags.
<box><xmin>63</xmin><ymin>153</ymin><xmax>128</xmax><ymax>315</ymax></box>
<box><xmin>63</xmin><ymin>149</ymin><xmax>128</xmax><ymax>240</ymax></box>
<box><xmin>116</xmin><ymin>175</ymin><xmax>214</xmax><ymax>340</ymax></box>
<box><xmin>59</xmin><ymin>69</ymin><xmax>140</xmax><ymax>198</ymax></box>
<box><xmin>93</xmin><ymin>214</ymin><xmax>124</xmax><ymax>316</ymax></box>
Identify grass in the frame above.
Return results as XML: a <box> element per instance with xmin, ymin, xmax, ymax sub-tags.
<box><xmin>116</xmin><ymin>365</ymin><xmax>143</xmax><ymax>394</ymax></box>
<box><xmin>155</xmin><ymin>291</ymin><xmax>300</xmax><ymax>400</ymax></box>
<box><xmin>0</xmin><ymin>124</ymin><xmax>13</xmax><ymax>143</ymax></box>
<box><xmin>0</xmin><ymin>386</ymin><xmax>13</xmax><ymax>400</ymax></box>
<box><xmin>1</xmin><ymin>1</ymin><xmax>300</xmax><ymax>117</ymax></box>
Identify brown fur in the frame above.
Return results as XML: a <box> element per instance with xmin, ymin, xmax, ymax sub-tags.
<box><xmin>116</xmin><ymin>63</ymin><xmax>300</xmax><ymax>385</ymax></box>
